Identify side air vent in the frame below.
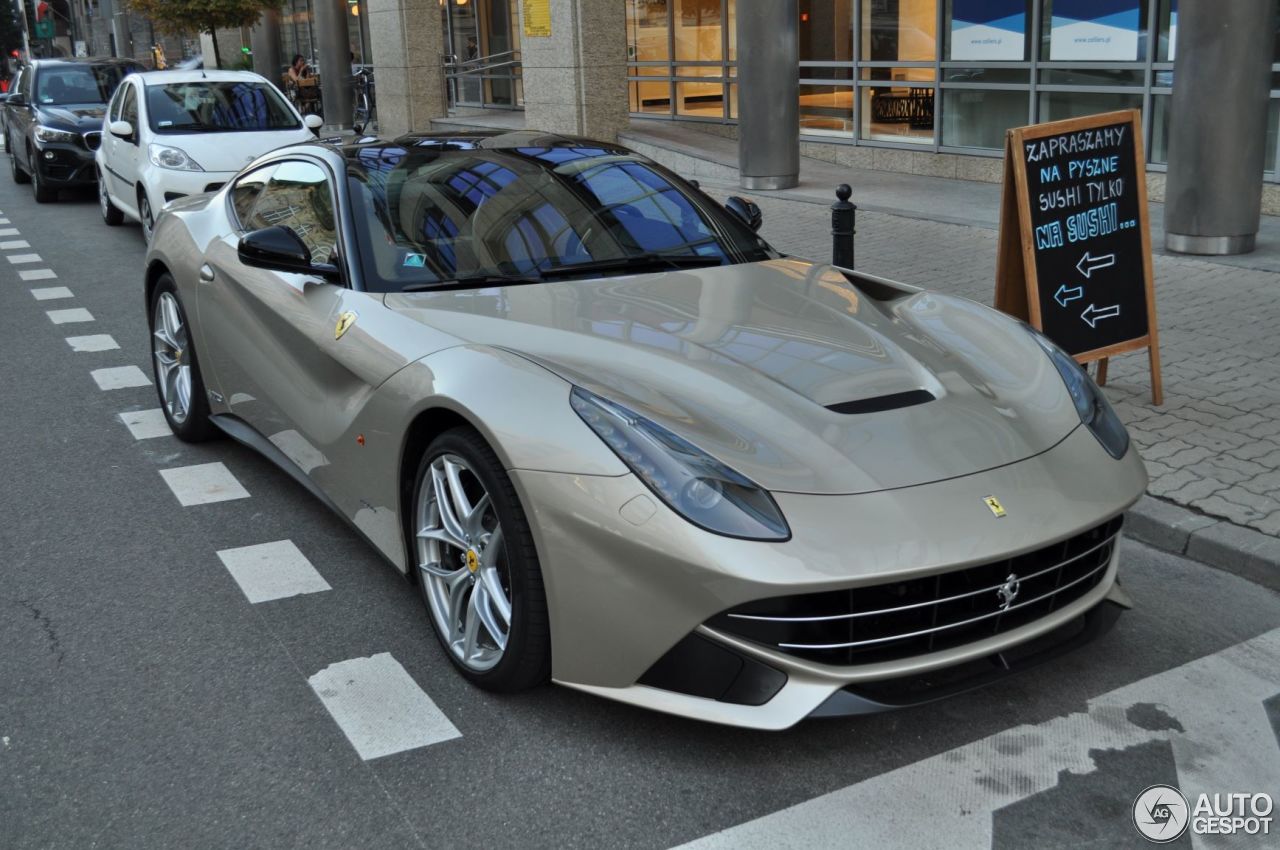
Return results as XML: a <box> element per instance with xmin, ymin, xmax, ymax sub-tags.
<box><xmin>826</xmin><ymin>389</ymin><xmax>935</xmax><ymax>415</ymax></box>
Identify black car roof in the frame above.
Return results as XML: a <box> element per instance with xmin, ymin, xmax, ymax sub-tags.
<box><xmin>28</xmin><ymin>57</ymin><xmax>145</xmax><ymax>70</ymax></box>
<box><xmin>334</xmin><ymin>130</ymin><xmax>630</xmax><ymax>161</ymax></box>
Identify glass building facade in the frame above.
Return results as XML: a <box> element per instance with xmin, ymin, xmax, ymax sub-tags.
<box><xmin>625</xmin><ymin>0</ymin><xmax>1280</xmax><ymax>176</ymax></box>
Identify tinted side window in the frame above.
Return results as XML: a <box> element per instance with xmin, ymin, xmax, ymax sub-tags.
<box><xmin>243</xmin><ymin>161</ymin><xmax>337</xmax><ymax>265</ymax></box>
<box><xmin>230</xmin><ymin>164</ymin><xmax>275</xmax><ymax>228</ymax></box>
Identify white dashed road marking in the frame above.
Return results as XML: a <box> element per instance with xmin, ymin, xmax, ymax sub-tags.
<box><xmin>91</xmin><ymin>365</ymin><xmax>150</xmax><ymax>390</ymax></box>
<box><xmin>30</xmin><ymin>286</ymin><xmax>73</xmax><ymax>301</ymax></box>
<box><xmin>308</xmin><ymin>653</ymin><xmax>462</xmax><ymax>760</ymax></box>
<box><xmin>66</xmin><ymin>334</ymin><xmax>120</xmax><ymax>352</ymax></box>
<box><xmin>20</xmin><ymin>269</ymin><xmax>57</xmax><ymax>281</ymax></box>
<box><xmin>0</xmin><ymin>228</ymin><xmax>19</xmax><ymax>237</ymax></box>
<box><xmin>215</xmin><ymin>540</ymin><xmax>331</xmax><ymax>604</ymax></box>
<box><xmin>159</xmin><ymin>462</ymin><xmax>250</xmax><ymax>506</ymax></box>
<box><xmin>118</xmin><ymin>409</ymin><xmax>172</xmax><ymax>440</ymax></box>
<box><xmin>0</xmin><ymin>239</ymin><xmax>30</xmax><ymax>250</ymax></box>
<box><xmin>0</xmin><ymin>218</ymin><xmax>10</xmax><ymax>224</ymax></box>
<box><xmin>46</xmin><ymin>308</ymin><xmax>93</xmax><ymax>324</ymax></box>
<box><xmin>675</xmin><ymin>627</ymin><xmax>1280</xmax><ymax>850</ymax></box>
<box><xmin>7</xmin><ymin>253</ymin><xmax>42</xmax><ymax>264</ymax></box>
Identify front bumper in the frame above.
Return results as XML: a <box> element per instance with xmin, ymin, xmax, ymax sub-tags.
<box><xmin>510</xmin><ymin>425</ymin><xmax>1147</xmax><ymax>729</ymax></box>
<box><xmin>142</xmin><ymin>166</ymin><xmax>235</xmax><ymax>209</ymax></box>
<box><xmin>32</xmin><ymin>141</ymin><xmax>96</xmax><ymax>185</ymax></box>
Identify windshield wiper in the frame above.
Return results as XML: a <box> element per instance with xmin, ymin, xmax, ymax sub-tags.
<box><xmin>535</xmin><ymin>253</ymin><xmax>724</xmax><ymax>280</ymax></box>
<box><xmin>400</xmin><ymin>272</ymin><xmax>544</xmax><ymax>293</ymax></box>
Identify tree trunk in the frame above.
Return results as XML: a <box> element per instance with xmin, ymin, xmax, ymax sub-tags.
<box><xmin>208</xmin><ymin>27</ymin><xmax>221</xmax><ymax>69</ymax></box>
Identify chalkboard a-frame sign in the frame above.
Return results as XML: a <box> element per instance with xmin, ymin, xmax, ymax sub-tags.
<box><xmin>995</xmin><ymin>109</ymin><xmax>1163</xmax><ymax>405</ymax></box>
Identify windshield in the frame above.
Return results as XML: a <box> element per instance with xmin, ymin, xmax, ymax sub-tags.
<box><xmin>345</xmin><ymin>143</ymin><xmax>776</xmax><ymax>292</ymax></box>
<box><xmin>35</xmin><ymin>65</ymin><xmax>130</xmax><ymax>106</ymax></box>
<box><xmin>146</xmin><ymin>81</ymin><xmax>301</xmax><ymax>133</ymax></box>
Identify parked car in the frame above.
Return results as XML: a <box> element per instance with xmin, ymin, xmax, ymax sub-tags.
<box><xmin>4</xmin><ymin>57</ymin><xmax>144</xmax><ymax>202</ymax></box>
<box><xmin>97</xmin><ymin>70</ymin><xmax>323</xmax><ymax>241</ymax></box>
<box><xmin>141</xmin><ymin>132</ymin><xmax>1147</xmax><ymax>729</ymax></box>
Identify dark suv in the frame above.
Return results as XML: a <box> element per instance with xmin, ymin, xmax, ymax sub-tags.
<box><xmin>5</xmin><ymin>58</ymin><xmax>143</xmax><ymax>202</ymax></box>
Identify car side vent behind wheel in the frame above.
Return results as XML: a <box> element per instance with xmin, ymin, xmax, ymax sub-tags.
<box><xmin>826</xmin><ymin>389</ymin><xmax>935</xmax><ymax>415</ymax></box>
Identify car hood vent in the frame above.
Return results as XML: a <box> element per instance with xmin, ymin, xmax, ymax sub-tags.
<box><xmin>826</xmin><ymin>389</ymin><xmax>935</xmax><ymax>415</ymax></box>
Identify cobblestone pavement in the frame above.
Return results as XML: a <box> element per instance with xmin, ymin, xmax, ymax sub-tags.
<box><xmin>704</xmin><ymin>188</ymin><xmax>1280</xmax><ymax>538</ymax></box>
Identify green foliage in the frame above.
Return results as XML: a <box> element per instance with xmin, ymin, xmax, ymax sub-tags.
<box><xmin>124</xmin><ymin>0</ymin><xmax>288</xmax><ymax>38</ymax></box>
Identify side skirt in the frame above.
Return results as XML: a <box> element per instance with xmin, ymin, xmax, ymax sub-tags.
<box><xmin>208</xmin><ymin>413</ymin><xmax>410</xmax><ymax>577</ymax></box>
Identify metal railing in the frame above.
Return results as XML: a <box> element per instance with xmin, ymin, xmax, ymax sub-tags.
<box><xmin>442</xmin><ymin>50</ymin><xmax>523</xmax><ymax>112</ymax></box>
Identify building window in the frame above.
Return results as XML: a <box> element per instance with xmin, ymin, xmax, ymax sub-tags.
<box><xmin>860</xmin><ymin>0</ymin><xmax>937</xmax><ymax>144</ymax></box>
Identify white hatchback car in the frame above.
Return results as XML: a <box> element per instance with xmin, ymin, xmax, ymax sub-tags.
<box><xmin>96</xmin><ymin>70</ymin><xmax>322</xmax><ymax>240</ymax></box>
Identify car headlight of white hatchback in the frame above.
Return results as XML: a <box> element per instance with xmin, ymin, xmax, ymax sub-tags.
<box><xmin>34</xmin><ymin>125</ymin><xmax>78</xmax><ymax>144</ymax></box>
<box><xmin>570</xmin><ymin>387</ymin><xmax>790</xmax><ymax>541</ymax></box>
<box><xmin>1027</xmin><ymin>327</ymin><xmax>1130</xmax><ymax>459</ymax></box>
<box><xmin>148</xmin><ymin>143</ymin><xmax>204</xmax><ymax>171</ymax></box>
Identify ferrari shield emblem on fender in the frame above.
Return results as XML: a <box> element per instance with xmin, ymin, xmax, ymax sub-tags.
<box><xmin>334</xmin><ymin>310</ymin><xmax>358</xmax><ymax>340</ymax></box>
<box><xmin>984</xmin><ymin>495</ymin><xmax>1007</xmax><ymax>518</ymax></box>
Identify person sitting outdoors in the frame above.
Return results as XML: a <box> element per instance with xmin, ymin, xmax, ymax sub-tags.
<box><xmin>286</xmin><ymin>54</ymin><xmax>312</xmax><ymax>83</ymax></box>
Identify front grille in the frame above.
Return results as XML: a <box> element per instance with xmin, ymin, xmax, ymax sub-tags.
<box><xmin>82</xmin><ymin>131</ymin><xmax>101</xmax><ymax>151</ymax></box>
<box><xmin>203</xmin><ymin>182</ymin><xmax>225</xmax><ymax>193</ymax></box>
<box><xmin>708</xmin><ymin>516</ymin><xmax>1122</xmax><ymax>666</ymax></box>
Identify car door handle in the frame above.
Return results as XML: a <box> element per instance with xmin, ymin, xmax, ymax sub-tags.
<box><xmin>199</xmin><ymin>264</ymin><xmax>215</xmax><ymax>283</ymax></box>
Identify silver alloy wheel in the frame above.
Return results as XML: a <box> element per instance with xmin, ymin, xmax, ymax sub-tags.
<box><xmin>152</xmin><ymin>292</ymin><xmax>192</xmax><ymax>425</ymax></box>
<box><xmin>140</xmin><ymin>193</ymin><xmax>154</xmax><ymax>241</ymax></box>
<box><xmin>416</xmin><ymin>454</ymin><xmax>512</xmax><ymax>672</ymax></box>
<box><xmin>99</xmin><ymin>175</ymin><xmax>110</xmax><ymax>217</ymax></box>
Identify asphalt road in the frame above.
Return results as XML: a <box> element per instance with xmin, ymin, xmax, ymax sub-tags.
<box><xmin>1</xmin><ymin>167</ymin><xmax>1279</xmax><ymax>850</ymax></box>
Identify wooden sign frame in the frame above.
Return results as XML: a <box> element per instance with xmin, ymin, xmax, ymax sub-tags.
<box><xmin>995</xmin><ymin>109</ymin><xmax>1163</xmax><ymax>405</ymax></box>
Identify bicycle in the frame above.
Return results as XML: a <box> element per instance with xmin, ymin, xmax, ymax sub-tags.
<box><xmin>352</xmin><ymin>67</ymin><xmax>375</xmax><ymax>134</ymax></box>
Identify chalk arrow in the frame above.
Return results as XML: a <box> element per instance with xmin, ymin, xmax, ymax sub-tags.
<box><xmin>1076</xmin><ymin>251</ymin><xmax>1116</xmax><ymax>279</ymax></box>
<box><xmin>1054</xmin><ymin>284</ymin><xmax>1084</xmax><ymax>308</ymax></box>
<box><xmin>1080</xmin><ymin>303</ymin><xmax>1121</xmax><ymax>329</ymax></box>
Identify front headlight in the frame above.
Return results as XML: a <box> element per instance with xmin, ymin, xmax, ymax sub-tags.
<box><xmin>148</xmin><ymin>143</ymin><xmax>204</xmax><ymax>172</ymax></box>
<box><xmin>570</xmin><ymin>387</ymin><xmax>790</xmax><ymax>541</ymax></box>
<box><xmin>34</xmin><ymin>125</ymin><xmax>78</xmax><ymax>145</ymax></box>
<box><xmin>1027</xmin><ymin>327</ymin><xmax>1130</xmax><ymax>459</ymax></box>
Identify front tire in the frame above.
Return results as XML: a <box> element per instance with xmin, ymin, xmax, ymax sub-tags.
<box><xmin>139</xmin><ymin>189</ymin><xmax>155</xmax><ymax>243</ymax></box>
<box><xmin>413</xmin><ymin>427</ymin><xmax>550</xmax><ymax>692</ymax></box>
<box><xmin>149</xmin><ymin>274</ymin><xmax>217</xmax><ymax>442</ymax></box>
<box><xmin>31</xmin><ymin>150</ymin><xmax>55</xmax><ymax>203</ymax></box>
<box><xmin>10</xmin><ymin>135</ymin><xmax>29</xmax><ymax>184</ymax></box>
<box><xmin>100</xmin><ymin>170</ymin><xmax>123</xmax><ymax>225</ymax></box>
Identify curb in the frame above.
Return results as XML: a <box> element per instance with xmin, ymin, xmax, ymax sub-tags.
<box><xmin>1125</xmin><ymin>495</ymin><xmax>1280</xmax><ymax>592</ymax></box>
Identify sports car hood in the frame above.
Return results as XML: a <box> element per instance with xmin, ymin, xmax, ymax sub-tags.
<box><xmin>384</xmin><ymin>260</ymin><xmax>1083</xmax><ymax>495</ymax></box>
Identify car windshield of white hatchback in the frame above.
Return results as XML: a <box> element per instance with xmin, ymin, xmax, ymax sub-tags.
<box><xmin>36</xmin><ymin>65</ymin><xmax>124</xmax><ymax>105</ymax></box>
<box><xmin>345</xmin><ymin>142</ymin><xmax>777</xmax><ymax>292</ymax></box>
<box><xmin>146</xmin><ymin>82</ymin><xmax>301</xmax><ymax>133</ymax></box>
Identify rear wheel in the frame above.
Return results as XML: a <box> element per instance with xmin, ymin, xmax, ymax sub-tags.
<box><xmin>100</xmin><ymin>170</ymin><xmax>123</xmax><ymax>225</ymax></box>
<box><xmin>149</xmin><ymin>274</ymin><xmax>217</xmax><ymax>442</ymax></box>
<box><xmin>10</xmin><ymin>135</ymin><xmax>29</xmax><ymax>184</ymax></box>
<box><xmin>413</xmin><ymin>428</ymin><xmax>550</xmax><ymax>692</ymax></box>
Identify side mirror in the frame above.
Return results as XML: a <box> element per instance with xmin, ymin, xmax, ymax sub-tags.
<box><xmin>108</xmin><ymin>119</ymin><xmax>133</xmax><ymax>139</ymax></box>
<box><xmin>724</xmin><ymin>195</ymin><xmax>763</xmax><ymax>232</ymax></box>
<box><xmin>238</xmin><ymin>225</ymin><xmax>340</xmax><ymax>282</ymax></box>
<box><xmin>304</xmin><ymin>113</ymin><xmax>323</xmax><ymax>134</ymax></box>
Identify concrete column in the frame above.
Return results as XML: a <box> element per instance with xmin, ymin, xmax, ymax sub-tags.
<box><xmin>1164</xmin><ymin>0</ymin><xmax>1276</xmax><ymax>255</ymax></box>
<box><xmin>366</xmin><ymin>0</ymin><xmax>446</xmax><ymax>138</ymax></box>
<box><xmin>314</xmin><ymin>0</ymin><xmax>354</xmax><ymax>130</ymax></box>
<box><xmin>519</xmin><ymin>0</ymin><xmax>628</xmax><ymax>140</ymax></box>
<box><xmin>251</xmin><ymin>9</ymin><xmax>284</xmax><ymax>84</ymax></box>
<box><xmin>736</xmin><ymin>0</ymin><xmax>798</xmax><ymax>190</ymax></box>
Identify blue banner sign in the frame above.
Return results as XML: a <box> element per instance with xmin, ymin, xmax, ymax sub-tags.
<box><xmin>1049</xmin><ymin>0</ymin><xmax>1140</xmax><ymax>61</ymax></box>
<box><xmin>951</xmin><ymin>0</ymin><xmax>1026</xmax><ymax>61</ymax></box>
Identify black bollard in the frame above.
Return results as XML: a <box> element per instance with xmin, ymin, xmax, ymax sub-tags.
<box><xmin>831</xmin><ymin>183</ymin><xmax>856</xmax><ymax>269</ymax></box>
